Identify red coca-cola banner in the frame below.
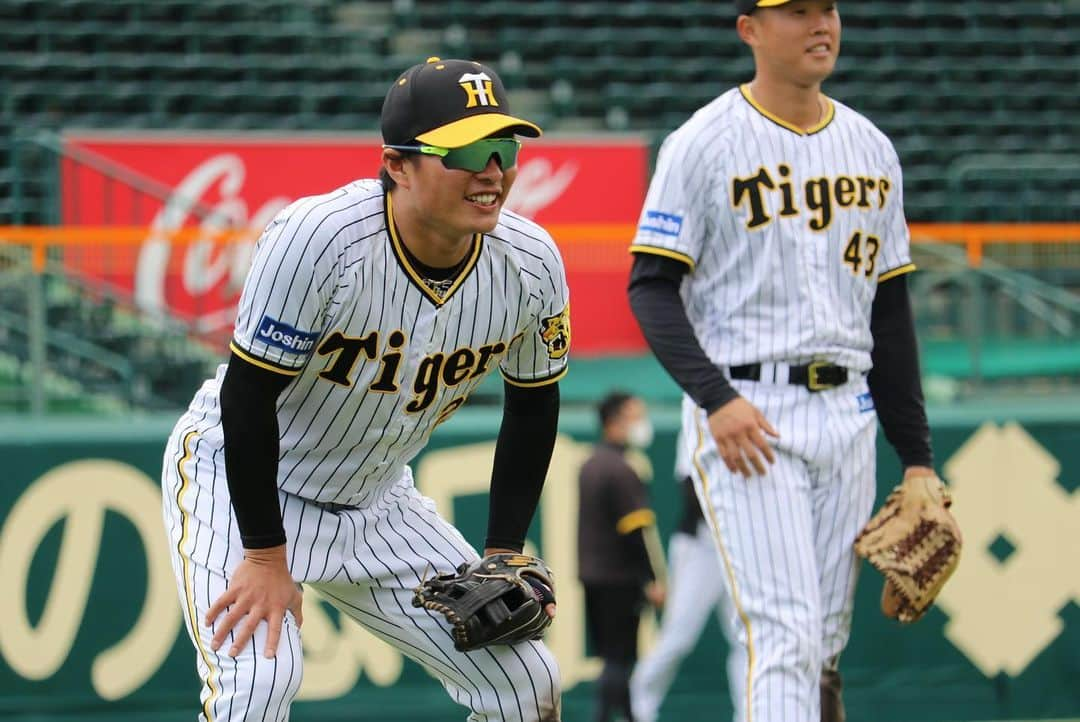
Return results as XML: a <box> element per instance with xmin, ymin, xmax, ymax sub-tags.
<box><xmin>61</xmin><ymin>132</ymin><xmax>649</xmax><ymax>353</ymax></box>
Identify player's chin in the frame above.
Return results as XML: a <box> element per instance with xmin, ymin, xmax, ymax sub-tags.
<box><xmin>464</xmin><ymin>199</ymin><xmax>504</xmax><ymax>232</ymax></box>
<box><xmin>804</xmin><ymin>53</ymin><xmax>838</xmax><ymax>78</ymax></box>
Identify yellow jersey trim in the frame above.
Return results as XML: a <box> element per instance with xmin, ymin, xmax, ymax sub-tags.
<box><xmin>229</xmin><ymin>341</ymin><xmax>301</xmax><ymax>376</ymax></box>
<box><xmin>739</xmin><ymin>84</ymin><xmax>834</xmax><ymax>137</ymax></box>
<box><xmin>693</xmin><ymin>413</ymin><xmax>756</xmax><ymax>721</ymax></box>
<box><xmin>501</xmin><ymin>366</ymin><xmax>568</xmax><ymax>388</ymax></box>
<box><xmin>878</xmin><ymin>263</ymin><xmax>917</xmax><ymax>283</ymax></box>
<box><xmin>629</xmin><ymin>244</ymin><xmax>696</xmax><ymax>271</ymax></box>
<box><xmin>386</xmin><ymin>193</ymin><xmax>482</xmax><ymax>306</ymax></box>
<box><xmin>616</xmin><ymin>508</ymin><xmax>656</xmax><ymax>535</ymax></box>
<box><xmin>175</xmin><ymin>430</ymin><xmax>221</xmax><ymax>721</ymax></box>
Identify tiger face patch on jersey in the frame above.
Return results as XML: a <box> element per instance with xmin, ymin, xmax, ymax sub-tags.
<box><xmin>539</xmin><ymin>304</ymin><xmax>570</xmax><ymax>360</ymax></box>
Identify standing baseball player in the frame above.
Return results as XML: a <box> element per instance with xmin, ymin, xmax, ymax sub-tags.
<box><xmin>627</xmin><ymin>2</ymin><xmax>937</xmax><ymax>721</ymax></box>
<box><xmin>161</xmin><ymin>57</ymin><xmax>568</xmax><ymax>721</ymax></box>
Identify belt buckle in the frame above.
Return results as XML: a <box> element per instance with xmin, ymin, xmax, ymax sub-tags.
<box><xmin>807</xmin><ymin>360</ymin><xmax>831</xmax><ymax>391</ymax></box>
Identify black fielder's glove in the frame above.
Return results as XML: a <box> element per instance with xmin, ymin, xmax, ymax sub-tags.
<box><xmin>412</xmin><ymin>552</ymin><xmax>555</xmax><ymax>652</ymax></box>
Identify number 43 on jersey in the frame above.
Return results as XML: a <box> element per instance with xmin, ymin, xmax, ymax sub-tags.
<box><xmin>843</xmin><ymin>230</ymin><xmax>880</xmax><ymax>276</ymax></box>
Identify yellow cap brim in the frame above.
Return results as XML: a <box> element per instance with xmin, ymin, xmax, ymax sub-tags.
<box><xmin>415</xmin><ymin>113</ymin><xmax>542</xmax><ymax>148</ymax></box>
<box><xmin>755</xmin><ymin>0</ymin><xmax>792</xmax><ymax>5</ymax></box>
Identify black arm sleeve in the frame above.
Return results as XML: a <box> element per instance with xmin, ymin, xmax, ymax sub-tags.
<box><xmin>867</xmin><ymin>274</ymin><xmax>934</xmax><ymax>468</ymax></box>
<box><xmin>484</xmin><ymin>380</ymin><xmax>560</xmax><ymax>552</ymax></box>
<box><xmin>625</xmin><ymin>528</ymin><xmax>656</xmax><ymax>583</ymax></box>
<box><xmin>219</xmin><ymin>352</ymin><xmax>293</xmax><ymax>549</ymax></box>
<box><xmin>628</xmin><ymin>252</ymin><xmax>738</xmax><ymax>413</ymax></box>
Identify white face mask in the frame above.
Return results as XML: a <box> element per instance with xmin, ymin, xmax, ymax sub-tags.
<box><xmin>626</xmin><ymin>418</ymin><xmax>654</xmax><ymax>449</ymax></box>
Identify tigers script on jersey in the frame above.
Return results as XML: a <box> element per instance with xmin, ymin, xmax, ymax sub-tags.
<box><xmin>181</xmin><ymin>179</ymin><xmax>570</xmax><ymax>506</ymax></box>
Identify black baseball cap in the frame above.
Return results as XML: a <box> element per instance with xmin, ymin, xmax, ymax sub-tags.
<box><xmin>735</xmin><ymin>0</ymin><xmax>794</xmax><ymax>13</ymax></box>
<box><xmin>381</xmin><ymin>57</ymin><xmax>542</xmax><ymax>148</ymax></box>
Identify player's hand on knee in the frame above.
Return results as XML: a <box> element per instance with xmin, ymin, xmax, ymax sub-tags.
<box><xmin>205</xmin><ymin>545</ymin><xmax>303</xmax><ymax>659</ymax></box>
<box><xmin>707</xmin><ymin>397</ymin><xmax>779</xmax><ymax>477</ymax></box>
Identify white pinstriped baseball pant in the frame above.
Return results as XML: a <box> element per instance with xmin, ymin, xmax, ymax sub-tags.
<box><xmin>681</xmin><ymin>374</ymin><xmax>878</xmax><ymax>722</ymax></box>
<box><xmin>161</xmin><ymin>427</ymin><xmax>560</xmax><ymax>722</ymax></box>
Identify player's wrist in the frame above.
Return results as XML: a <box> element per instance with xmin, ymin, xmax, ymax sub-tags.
<box><xmin>701</xmin><ymin>382</ymin><xmax>740</xmax><ymax>415</ymax></box>
<box><xmin>482</xmin><ymin>544</ymin><xmax>524</xmax><ymax>556</ymax></box>
<box><xmin>705</xmin><ymin>390</ymin><xmax>743</xmax><ymax>417</ymax></box>
<box><xmin>902</xmin><ymin>465</ymin><xmax>936</xmax><ymax>479</ymax></box>
<box><xmin>243</xmin><ymin>543</ymin><xmax>289</xmax><ymax>565</ymax></box>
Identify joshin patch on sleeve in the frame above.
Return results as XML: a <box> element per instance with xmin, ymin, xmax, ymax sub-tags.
<box><xmin>539</xmin><ymin>303</ymin><xmax>570</xmax><ymax>360</ymax></box>
<box><xmin>255</xmin><ymin>316</ymin><xmax>319</xmax><ymax>356</ymax></box>
<box><xmin>639</xmin><ymin>210</ymin><xmax>684</xmax><ymax>238</ymax></box>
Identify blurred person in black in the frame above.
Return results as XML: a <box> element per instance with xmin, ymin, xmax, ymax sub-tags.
<box><xmin>578</xmin><ymin>391</ymin><xmax>665</xmax><ymax>722</ymax></box>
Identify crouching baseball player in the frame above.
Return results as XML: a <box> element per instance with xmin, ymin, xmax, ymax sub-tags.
<box><xmin>161</xmin><ymin>57</ymin><xmax>569</xmax><ymax>721</ymax></box>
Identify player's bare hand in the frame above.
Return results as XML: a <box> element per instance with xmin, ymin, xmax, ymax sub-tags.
<box><xmin>707</xmin><ymin>397</ymin><xmax>779</xmax><ymax>477</ymax></box>
<box><xmin>645</xmin><ymin>580</ymin><xmax>666</xmax><ymax>609</ymax></box>
<box><xmin>205</xmin><ymin>545</ymin><xmax>304</xmax><ymax>659</ymax></box>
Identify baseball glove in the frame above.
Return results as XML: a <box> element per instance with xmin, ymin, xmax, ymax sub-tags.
<box><xmin>854</xmin><ymin>474</ymin><xmax>962</xmax><ymax>623</ymax></box>
<box><xmin>412</xmin><ymin>552</ymin><xmax>555</xmax><ymax>652</ymax></box>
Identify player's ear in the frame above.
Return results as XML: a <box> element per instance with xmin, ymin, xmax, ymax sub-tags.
<box><xmin>736</xmin><ymin>13</ymin><xmax>759</xmax><ymax>47</ymax></box>
<box><xmin>382</xmin><ymin>149</ymin><xmax>413</xmax><ymax>189</ymax></box>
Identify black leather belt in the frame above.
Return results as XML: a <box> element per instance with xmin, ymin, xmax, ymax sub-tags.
<box><xmin>729</xmin><ymin>361</ymin><xmax>849</xmax><ymax>391</ymax></box>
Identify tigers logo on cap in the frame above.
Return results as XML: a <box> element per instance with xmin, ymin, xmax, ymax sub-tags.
<box><xmin>458</xmin><ymin>72</ymin><xmax>500</xmax><ymax>108</ymax></box>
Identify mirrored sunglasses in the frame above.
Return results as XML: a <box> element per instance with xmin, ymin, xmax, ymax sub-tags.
<box><xmin>383</xmin><ymin>138</ymin><xmax>522</xmax><ymax>172</ymax></box>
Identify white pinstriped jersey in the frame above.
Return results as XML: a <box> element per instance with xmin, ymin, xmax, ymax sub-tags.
<box><xmin>181</xmin><ymin>179</ymin><xmax>570</xmax><ymax>506</ymax></box>
<box><xmin>631</xmin><ymin>85</ymin><xmax>914</xmax><ymax>373</ymax></box>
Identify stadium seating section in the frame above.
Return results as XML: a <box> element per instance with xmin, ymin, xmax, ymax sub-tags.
<box><xmin>0</xmin><ymin>239</ymin><xmax>221</xmax><ymax>410</ymax></box>
<box><xmin>1</xmin><ymin>0</ymin><xmax>1077</xmax><ymax>224</ymax></box>
<box><xmin>0</xmin><ymin>256</ymin><xmax>221</xmax><ymax>412</ymax></box>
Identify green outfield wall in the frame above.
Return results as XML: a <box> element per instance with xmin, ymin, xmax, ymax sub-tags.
<box><xmin>1</xmin><ymin>399</ymin><xmax>1078</xmax><ymax>722</ymax></box>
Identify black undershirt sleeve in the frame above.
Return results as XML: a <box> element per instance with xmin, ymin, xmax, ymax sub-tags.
<box><xmin>219</xmin><ymin>352</ymin><xmax>293</xmax><ymax>549</ymax></box>
<box><xmin>485</xmin><ymin>380</ymin><xmax>560</xmax><ymax>552</ymax></box>
<box><xmin>867</xmin><ymin>274</ymin><xmax>934</xmax><ymax>468</ymax></box>
<box><xmin>626</xmin><ymin>528</ymin><xmax>656</xmax><ymax>583</ymax></box>
<box><xmin>628</xmin><ymin>252</ymin><xmax>738</xmax><ymax>414</ymax></box>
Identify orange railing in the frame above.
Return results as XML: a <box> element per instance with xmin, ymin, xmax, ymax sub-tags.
<box><xmin>0</xmin><ymin>226</ymin><xmax>260</xmax><ymax>272</ymax></box>
<box><xmin>1</xmin><ymin>223</ymin><xmax>1079</xmax><ymax>271</ymax></box>
<box><xmin>908</xmin><ymin>223</ymin><xmax>1080</xmax><ymax>266</ymax></box>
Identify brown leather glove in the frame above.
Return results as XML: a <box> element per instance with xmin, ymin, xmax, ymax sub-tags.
<box><xmin>854</xmin><ymin>474</ymin><xmax>962</xmax><ymax>623</ymax></box>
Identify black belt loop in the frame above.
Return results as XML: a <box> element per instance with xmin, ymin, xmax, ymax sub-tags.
<box><xmin>310</xmin><ymin>499</ymin><xmax>359</xmax><ymax>513</ymax></box>
<box><xmin>729</xmin><ymin>361</ymin><xmax>848</xmax><ymax>391</ymax></box>
<box><xmin>729</xmin><ymin>363</ymin><xmax>761</xmax><ymax>380</ymax></box>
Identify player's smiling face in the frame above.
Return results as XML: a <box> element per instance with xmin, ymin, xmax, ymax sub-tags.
<box><xmin>746</xmin><ymin>0</ymin><xmax>841</xmax><ymax>87</ymax></box>
<box><xmin>412</xmin><ymin>149</ymin><xmax>517</xmax><ymax>239</ymax></box>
